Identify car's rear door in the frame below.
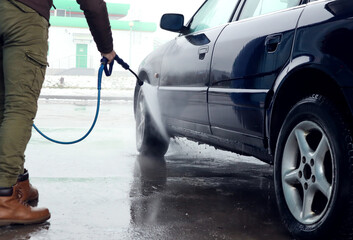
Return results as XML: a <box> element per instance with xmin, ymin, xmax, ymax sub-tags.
<box><xmin>208</xmin><ymin>0</ymin><xmax>304</xmax><ymax>151</ymax></box>
<box><xmin>159</xmin><ymin>0</ymin><xmax>240</xmax><ymax>135</ymax></box>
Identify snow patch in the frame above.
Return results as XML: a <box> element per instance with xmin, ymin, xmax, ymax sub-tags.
<box><xmin>167</xmin><ymin>137</ymin><xmax>266</xmax><ymax>165</ymax></box>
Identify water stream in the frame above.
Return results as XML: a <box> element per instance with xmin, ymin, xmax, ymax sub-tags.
<box><xmin>140</xmin><ymin>83</ymin><xmax>169</xmax><ymax>141</ymax></box>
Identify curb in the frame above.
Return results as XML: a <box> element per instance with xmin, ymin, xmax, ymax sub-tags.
<box><xmin>39</xmin><ymin>95</ymin><xmax>133</xmax><ymax>101</ymax></box>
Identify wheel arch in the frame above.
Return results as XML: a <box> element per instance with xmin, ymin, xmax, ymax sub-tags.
<box><xmin>267</xmin><ymin>65</ymin><xmax>353</xmax><ymax>156</ymax></box>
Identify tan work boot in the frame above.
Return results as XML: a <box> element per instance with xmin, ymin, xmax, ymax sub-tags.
<box><xmin>0</xmin><ymin>184</ymin><xmax>50</xmax><ymax>226</ymax></box>
<box><xmin>17</xmin><ymin>169</ymin><xmax>39</xmax><ymax>203</ymax></box>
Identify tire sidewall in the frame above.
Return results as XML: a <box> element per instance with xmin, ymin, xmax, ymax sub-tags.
<box><xmin>135</xmin><ymin>87</ymin><xmax>169</xmax><ymax>156</ymax></box>
<box><xmin>135</xmin><ymin>88</ymin><xmax>148</xmax><ymax>152</ymax></box>
<box><xmin>274</xmin><ymin>96</ymin><xmax>350</xmax><ymax>239</ymax></box>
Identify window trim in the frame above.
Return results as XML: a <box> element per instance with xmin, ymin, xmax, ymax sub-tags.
<box><xmin>181</xmin><ymin>0</ymin><xmax>241</xmax><ymax>36</ymax></box>
<box><xmin>233</xmin><ymin>0</ymin><xmax>306</xmax><ymax>22</ymax></box>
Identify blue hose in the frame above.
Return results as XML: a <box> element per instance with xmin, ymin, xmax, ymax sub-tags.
<box><xmin>32</xmin><ymin>63</ymin><xmax>104</xmax><ymax>145</ymax></box>
<box><xmin>33</xmin><ymin>55</ymin><xmax>142</xmax><ymax>145</ymax></box>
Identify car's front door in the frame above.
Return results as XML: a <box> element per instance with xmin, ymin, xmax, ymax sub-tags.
<box><xmin>159</xmin><ymin>0</ymin><xmax>240</xmax><ymax>135</ymax></box>
<box><xmin>208</xmin><ymin>0</ymin><xmax>304</xmax><ymax>152</ymax></box>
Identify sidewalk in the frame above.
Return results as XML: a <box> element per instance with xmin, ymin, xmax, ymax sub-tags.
<box><xmin>40</xmin><ymin>73</ymin><xmax>136</xmax><ymax>100</ymax></box>
<box><xmin>40</xmin><ymin>88</ymin><xmax>134</xmax><ymax>101</ymax></box>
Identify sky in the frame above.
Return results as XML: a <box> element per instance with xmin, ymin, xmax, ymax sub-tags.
<box><xmin>106</xmin><ymin>0</ymin><xmax>205</xmax><ymax>41</ymax></box>
<box><xmin>106</xmin><ymin>0</ymin><xmax>204</xmax><ymax>22</ymax></box>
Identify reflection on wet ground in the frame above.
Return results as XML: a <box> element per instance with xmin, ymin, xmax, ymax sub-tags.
<box><xmin>129</xmin><ymin>153</ymin><xmax>291</xmax><ymax>240</ymax></box>
<box><xmin>0</xmin><ymin>223</ymin><xmax>51</xmax><ymax>240</ymax></box>
<box><xmin>0</xmin><ymin>154</ymin><xmax>292</xmax><ymax>240</ymax></box>
<box><xmin>0</xmin><ymin>101</ymin><xmax>292</xmax><ymax>239</ymax></box>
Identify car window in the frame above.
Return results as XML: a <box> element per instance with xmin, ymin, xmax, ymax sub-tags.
<box><xmin>188</xmin><ymin>0</ymin><xmax>239</xmax><ymax>34</ymax></box>
<box><xmin>239</xmin><ymin>0</ymin><xmax>301</xmax><ymax>20</ymax></box>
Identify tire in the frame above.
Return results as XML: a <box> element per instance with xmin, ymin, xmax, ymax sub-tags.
<box><xmin>274</xmin><ymin>95</ymin><xmax>353</xmax><ymax>240</ymax></box>
<box><xmin>135</xmin><ymin>87</ymin><xmax>169</xmax><ymax>156</ymax></box>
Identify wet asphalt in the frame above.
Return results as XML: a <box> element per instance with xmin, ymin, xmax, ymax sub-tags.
<box><xmin>0</xmin><ymin>99</ymin><xmax>293</xmax><ymax>240</ymax></box>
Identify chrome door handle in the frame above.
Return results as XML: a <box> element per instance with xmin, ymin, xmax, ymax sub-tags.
<box><xmin>265</xmin><ymin>34</ymin><xmax>282</xmax><ymax>53</ymax></box>
<box><xmin>198</xmin><ymin>46</ymin><xmax>209</xmax><ymax>60</ymax></box>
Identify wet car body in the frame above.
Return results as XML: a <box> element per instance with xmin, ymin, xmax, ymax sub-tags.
<box><xmin>136</xmin><ymin>0</ymin><xmax>353</xmax><ymax>163</ymax></box>
<box><xmin>134</xmin><ymin>0</ymin><xmax>353</xmax><ymax>239</ymax></box>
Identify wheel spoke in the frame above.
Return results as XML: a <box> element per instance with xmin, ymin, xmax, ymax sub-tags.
<box><xmin>136</xmin><ymin>101</ymin><xmax>146</xmax><ymax>135</ymax></box>
<box><xmin>302</xmin><ymin>186</ymin><xmax>315</xmax><ymax>220</ymax></box>
<box><xmin>283</xmin><ymin>169</ymin><xmax>300</xmax><ymax>185</ymax></box>
<box><xmin>315</xmin><ymin>175</ymin><xmax>331</xmax><ymax>199</ymax></box>
<box><xmin>313</xmin><ymin>135</ymin><xmax>329</xmax><ymax>163</ymax></box>
<box><xmin>312</xmin><ymin>135</ymin><xmax>332</xmax><ymax>199</ymax></box>
<box><xmin>283</xmin><ymin>185</ymin><xmax>302</xmax><ymax>218</ymax></box>
<box><xmin>139</xmin><ymin>101</ymin><xmax>145</xmax><ymax>114</ymax></box>
<box><xmin>137</xmin><ymin>120</ymin><xmax>145</xmax><ymax>133</ymax></box>
<box><xmin>295</xmin><ymin>129</ymin><xmax>311</xmax><ymax>157</ymax></box>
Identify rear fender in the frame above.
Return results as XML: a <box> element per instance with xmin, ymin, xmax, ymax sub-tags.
<box><xmin>266</xmin><ymin>54</ymin><xmax>353</xmax><ymax>156</ymax></box>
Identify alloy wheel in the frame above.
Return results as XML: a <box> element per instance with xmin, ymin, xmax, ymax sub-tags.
<box><xmin>281</xmin><ymin>120</ymin><xmax>335</xmax><ymax>225</ymax></box>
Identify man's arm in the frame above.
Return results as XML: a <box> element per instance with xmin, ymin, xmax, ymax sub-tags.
<box><xmin>76</xmin><ymin>0</ymin><xmax>116</xmax><ymax>62</ymax></box>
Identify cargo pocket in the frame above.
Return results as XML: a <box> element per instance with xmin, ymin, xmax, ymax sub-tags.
<box><xmin>25</xmin><ymin>51</ymin><xmax>48</xmax><ymax>96</ymax></box>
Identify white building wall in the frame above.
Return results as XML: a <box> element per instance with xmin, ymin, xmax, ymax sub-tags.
<box><xmin>47</xmin><ymin>26</ymin><xmax>155</xmax><ymax>72</ymax></box>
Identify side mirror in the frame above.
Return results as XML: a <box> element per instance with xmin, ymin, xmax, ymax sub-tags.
<box><xmin>160</xmin><ymin>14</ymin><xmax>185</xmax><ymax>33</ymax></box>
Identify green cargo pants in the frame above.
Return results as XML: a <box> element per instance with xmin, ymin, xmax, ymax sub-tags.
<box><xmin>0</xmin><ymin>0</ymin><xmax>48</xmax><ymax>187</ymax></box>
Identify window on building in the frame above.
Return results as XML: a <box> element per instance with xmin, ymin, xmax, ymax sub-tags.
<box><xmin>56</xmin><ymin>9</ymin><xmax>66</xmax><ymax>17</ymax></box>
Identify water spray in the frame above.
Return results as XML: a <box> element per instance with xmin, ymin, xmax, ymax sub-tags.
<box><xmin>33</xmin><ymin>54</ymin><xmax>143</xmax><ymax>144</ymax></box>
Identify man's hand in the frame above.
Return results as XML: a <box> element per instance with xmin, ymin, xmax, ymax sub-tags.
<box><xmin>101</xmin><ymin>50</ymin><xmax>116</xmax><ymax>64</ymax></box>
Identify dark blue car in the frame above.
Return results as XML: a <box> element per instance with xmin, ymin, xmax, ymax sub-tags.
<box><xmin>134</xmin><ymin>0</ymin><xmax>353</xmax><ymax>239</ymax></box>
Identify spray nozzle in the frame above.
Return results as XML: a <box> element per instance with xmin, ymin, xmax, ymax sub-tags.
<box><xmin>101</xmin><ymin>55</ymin><xmax>143</xmax><ymax>86</ymax></box>
<box><xmin>114</xmin><ymin>55</ymin><xmax>129</xmax><ymax>70</ymax></box>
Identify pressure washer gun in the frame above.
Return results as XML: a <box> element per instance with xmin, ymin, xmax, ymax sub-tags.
<box><xmin>101</xmin><ymin>54</ymin><xmax>144</xmax><ymax>86</ymax></box>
